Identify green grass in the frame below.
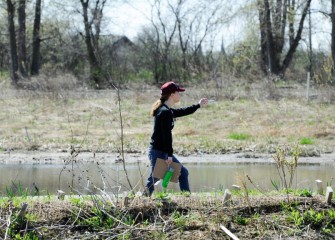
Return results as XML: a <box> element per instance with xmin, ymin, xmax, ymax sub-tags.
<box><xmin>234</xmin><ymin>215</ymin><xmax>249</xmax><ymax>225</ymax></box>
<box><xmin>299</xmin><ymin>137</ymin><xmax>314</xmax><ymax>145</ymax></box>
<box><xmin>228</xmin><ymin>132</ymin><xmax>251</xmax><ymax>141</ymax></box>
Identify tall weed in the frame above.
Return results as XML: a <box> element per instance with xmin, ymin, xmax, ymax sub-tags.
<box><xmin>272</xmin><ymin>145</ymin><xmax>300</xmax><ymax>202</ymax></box>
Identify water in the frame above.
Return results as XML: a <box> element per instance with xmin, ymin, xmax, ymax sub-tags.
<box><xmin>1</xmin><ymin>161</ymin><xmax>334</xmax><ymax>196</ymax></box>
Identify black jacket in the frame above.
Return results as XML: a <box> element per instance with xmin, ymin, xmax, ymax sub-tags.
<box><xmin>150</xmin><ymin>103</ymin><xmax>200</xmax><ymax>156</ymax></box>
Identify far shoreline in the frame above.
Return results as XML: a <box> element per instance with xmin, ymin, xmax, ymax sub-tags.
<box><xmin>1</xmin><ymin>150</ymin><xmax>335</xmax><ymax>165</ymax></box>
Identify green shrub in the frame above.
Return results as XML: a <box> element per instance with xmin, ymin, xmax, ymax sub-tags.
<box><xmin>297</xmin><ymin>188</ymin><xmax>313</xmax><ymax>197</ymax></box>
<box><xmin>287</xmin><ymin>209</ymin><xmax>304</xmax><ymax>227</ymax></box>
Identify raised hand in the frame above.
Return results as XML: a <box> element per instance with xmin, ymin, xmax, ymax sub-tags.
<box><xmin>199</xmin><ymin>98</ymin><xmax>208</xmax><ymax>107</ymax></box>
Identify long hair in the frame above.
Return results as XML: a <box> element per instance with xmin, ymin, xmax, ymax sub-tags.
<box><xmin>150</xmin><ymin>94</ymin><xmax>171</xmax><ymax>116</ymax></box>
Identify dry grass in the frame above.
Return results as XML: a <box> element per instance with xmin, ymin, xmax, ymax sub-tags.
<box><xmin>0</xmin><ymin>82</ymin><xmax>334</xmax><ymax>156</ymax></box>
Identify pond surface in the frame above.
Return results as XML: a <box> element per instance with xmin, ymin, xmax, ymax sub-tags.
<box><xmin>1</xmin><ymin>160</ymin><xmax>334</xmax><ymax>196</ymax></box>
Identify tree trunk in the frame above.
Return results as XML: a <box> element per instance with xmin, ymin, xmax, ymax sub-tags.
<box><xmin>6</xmin><ymin>0</ymin><xmax>19</xmax><ymax>85</ymax></box>
<box><xmin>258</xmin><ymin>0</ymin><xmax>277</xmax><ymax>74</ymax></box>
<box><xmin>177</xmin><ymin>20</ymin><xmax>189</xmax><ymax>81</ymax></box>
<box><xmin>80</xmin><ymin>0</ymin><xmax>104</xmax><ymax>88</ymax></box>
<box><xmin>17</xmin><ymin>0</ymin><xmax>27</xmax><ymax>77</ymax></box>
<box><xmin>308</xmin><ymin>8</ymin><xmax>313</xmax><ymax>75</ymax></box>
<box><xmin>31</xmin><ymin>0</ymin><xmax>42</xmax><ymax>76</ymax></box>
<box><xmin>258</xmin><ymin>5</ymin><xmax>268</xmax><ymax>73</ymax></box>
<box><xmin>331</xmin><ymin>0</ymin><xmax>335</xmax><ymax>77</ymax></box>
<box><xmin>288</xmin><ymin>0</ymin><xmax>295</xmax><ymax>46</ymax></box>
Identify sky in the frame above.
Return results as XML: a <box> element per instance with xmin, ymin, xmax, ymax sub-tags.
<box><xmin>106</xmin><ymin>0</ymin><xmax>332</xmax><ymax>52</ymax></box>
<box><xmin>106</xmin><ymin>0</ymin><xmax>245</xmax><ymax>52</ymax></box>
<box><xmin>106</xmin><ymin>0</ymin><xmax>151</xmax><ymax>39</ymax></box>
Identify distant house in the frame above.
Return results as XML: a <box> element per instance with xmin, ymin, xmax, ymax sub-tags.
<box><xmin>110</xmin><ymin>36</ymin><xmax>135</xmax><ymax>54</ymax></box>
<box><xmin>100</xmin><ymin>35</ymin><xmax>137</xmax><ymax>75</ymax></box>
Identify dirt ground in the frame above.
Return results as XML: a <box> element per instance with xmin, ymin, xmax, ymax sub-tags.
<box><xmin>1</xmin><ymin>150</ymin><xmax>335</xmax><ymax>165</ymax></box>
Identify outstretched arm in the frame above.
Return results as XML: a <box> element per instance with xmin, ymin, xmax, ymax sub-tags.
<box><xmin>172</xmin><ymin>98</ymin><xmax>208</xmax><ymax>118</ymax></box>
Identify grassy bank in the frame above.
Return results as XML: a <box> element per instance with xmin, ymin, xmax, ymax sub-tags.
<box><xmin>1</xmin><ymin>190</ymin><xmax>335</xmax><ymax>239</ymax></box>
<box><xmin>0</xmin><ymin>86</ymin><xmax>334</xmax><ymax>156</ymax></box>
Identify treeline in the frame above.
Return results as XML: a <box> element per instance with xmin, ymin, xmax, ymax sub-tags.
<box><xmin>0</xmin><ymin>0</ymin><xmax>334</xmax><ymax>89</ymax></box>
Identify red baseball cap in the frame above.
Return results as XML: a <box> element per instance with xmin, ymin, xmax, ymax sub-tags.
<box><xmin>160</xmin><ymin>81</ymin><xmax>185</xmax><ymax>95</ymax></box>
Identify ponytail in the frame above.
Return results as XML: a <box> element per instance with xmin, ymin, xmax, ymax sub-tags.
<box><xmin>150</xmin><ymin>94</ymin><xmax>171</xmax><ymax>116</ymax></box>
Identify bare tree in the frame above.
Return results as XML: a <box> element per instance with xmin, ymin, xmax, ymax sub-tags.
<box><xmin>4</xmin><ymin>0</ymin><xmax>43</xmax><ymax>79</ymax></box>
<box><xmin>138</xmin><ymin>0</ymin><xmax>225</xmax><ymax>83</ymax></box>
<box><xmin>5</xmin><ymin>0</ymin><xmax>43</xmax><ymax>81</ymax></box>
<box><xmin>31</xmin><ymin>0</ymin><xmax>42</xmax><ymax>76</ymax></box>
<box><xmin>135</xmin><ymin>1</ymin><xmax>177</xmax><ymax>83</ymax></box>
<box><xmin>80</xmin><ymin>0</ymin><xmax>107</xmax><ymax>88</ymax></box>
<box><xmin>258</xmin><ymin>0</ymin><xmax>312</xmax><ymax>77</ymax></box>
<box><xmin>320</xmin><ymin>0</ymin><xmax>335</xmax><ymax>81</ymax></box>
<box><xmin>6</xmin><ymin>0</ymin><xmax>18</xmax><ymax>85</ymax></box>
<box><xmin>172</xmin><ymin>0</ymin><xmax>219</xmax><ymax>79</ymax></box>
<box><xmin>17</xmin><ymin>0</ymin><xmax>27</xmax><ymax>77</ymax></box>
<box><xmin>322</xmin><ymin>1</ymin><xmax>335</xmax><ymax>81</ymax></box>
<box><xmin>331</xmin><ymin>0</ymin><xmax>335</xmax><ymax>78</ymax></box>
<box><xmin>150</xmin><ymin>0</ymin><xmax>178</xmax><ymax>83</ymax></box>
<box><xmin>189</xmin><ymin>1</ymin><xmax>223</xmax><ymax>76</ymax></box>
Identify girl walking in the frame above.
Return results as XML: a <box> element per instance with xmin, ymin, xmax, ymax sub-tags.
<box><xmin>145</xmin><ymin>81</ymin><xmax>208</xmax><ymax>196</ymax></box>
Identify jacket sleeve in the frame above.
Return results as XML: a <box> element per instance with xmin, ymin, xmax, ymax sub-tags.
<box><xmin>171</xmin><ymin>104</ymin><xmax>200</xmax><ymax>118</ymax></box>
<box><xmin>159</xmin><ymin>110</ymin><xmax>174</xmax><ymax>156</ymax></box>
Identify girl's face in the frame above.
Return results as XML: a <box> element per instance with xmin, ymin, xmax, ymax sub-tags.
<box><xmin>171</xmin><ymin>91</ymin><xmax>181</xmax><ymax>103</ymax></box>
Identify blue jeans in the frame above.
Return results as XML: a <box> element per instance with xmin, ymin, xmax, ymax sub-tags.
<box><xmin>146</xmin><ymin>147</ymin><xmax>190</xmax><ymax>195</ymax></box>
